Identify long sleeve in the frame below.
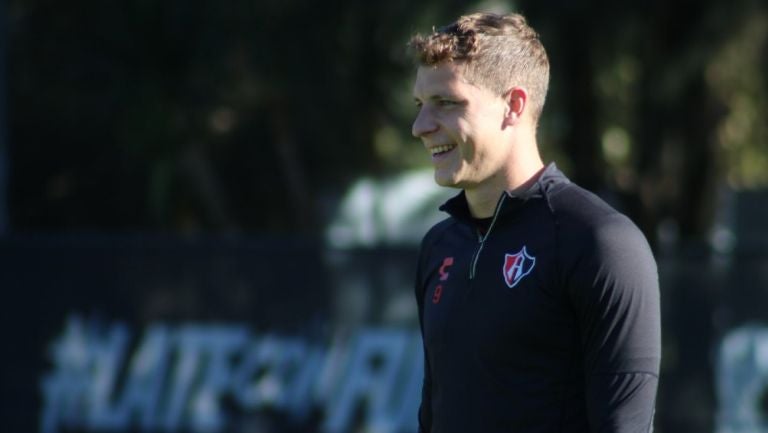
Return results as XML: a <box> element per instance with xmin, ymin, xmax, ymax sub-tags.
<box><xmin>417</xmin><ymin>345</ymin><xmax>433</xmax><ymax>433</ymax></box>
<box><xmin>565</xmin><ymin>214</ymin><xmax>661</xmax><ymax>433</ymax></box>
<box><xmin>415</xmin><ymin>241</ymin><xmax>433</xmax><ymax>433</ymax></box>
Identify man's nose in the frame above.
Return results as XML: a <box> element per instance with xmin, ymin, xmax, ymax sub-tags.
<box><xmin>412</xmin><ymin>106</ymin><xmax>438</xmax><ymax>138</ymax></box>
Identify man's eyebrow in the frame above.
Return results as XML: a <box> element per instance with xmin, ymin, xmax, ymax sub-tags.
<box><xmin>414</xmin><ymin>93</ymin><xmax>460</xmax><ymax>102</ymax></box>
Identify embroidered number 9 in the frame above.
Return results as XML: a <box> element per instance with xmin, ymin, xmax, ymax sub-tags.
<box><xmin>432</xmin><ymin>285</ymin><xmax>443</xmax><ymax>304</ymax></box>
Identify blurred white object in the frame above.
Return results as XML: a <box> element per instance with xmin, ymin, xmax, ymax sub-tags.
<box><xmin>326</xmin><ymin>169</ymin><xmax>454</xmax><ymax>248</ymax></box>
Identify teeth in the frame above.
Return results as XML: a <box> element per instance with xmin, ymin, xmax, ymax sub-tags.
<box><xmin>430</xmin><ymin>145</ymin><xmax>456</xmax><ymax>155</ymax></box>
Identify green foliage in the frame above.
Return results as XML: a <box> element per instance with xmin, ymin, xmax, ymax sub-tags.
<box><xmin>519</xmin><ymin>0</ymin><xmax>768</xmax><ymax>243</ymax></box>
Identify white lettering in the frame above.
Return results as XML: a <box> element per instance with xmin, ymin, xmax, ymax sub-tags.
<box><xmin>716</xmin><ymin>326</ymin><xmax>768</xmax><ymax>433</ymax></box>
<box><xmin>40</xmin><ymin>314</ymin><xmax>422</xmax><ymax>433</ymax></box>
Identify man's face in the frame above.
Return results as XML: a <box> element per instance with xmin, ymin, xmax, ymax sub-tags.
<box><xmin>412</xmin><ymin>62</ymin><xmax>511</xmax><ymax>191</ymax></box>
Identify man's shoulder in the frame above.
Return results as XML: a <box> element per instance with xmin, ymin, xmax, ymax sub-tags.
<box><xmin>547</xmin><ymin>182</ymin><xmax>635</xmax><ymax>230</ymax></box>
<box><xmin>546</xmin><ymin>182</ymin><xmax>650</xmax><ymax>256</ymax></box>
<box><xmin>547</xmin><ymin>183</ymin><xmax>658</xmax><ymax>300</ymax></box>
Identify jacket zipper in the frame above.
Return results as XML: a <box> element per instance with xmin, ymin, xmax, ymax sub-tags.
<box><xmin>469</xmin><ymin>194</ymin><xmax>507</xmax><ymax>279</ymax></box>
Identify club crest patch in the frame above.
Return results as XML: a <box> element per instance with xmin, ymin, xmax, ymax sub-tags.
<box><xmin>503</xmin><ymin>246</ymin><xmax>536</xmax><ymax>288</ymax></box>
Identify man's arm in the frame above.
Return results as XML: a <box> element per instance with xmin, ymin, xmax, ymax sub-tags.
<box><xmin>415</xmin><ymin>235</ymin><xmax>433</xmax><ymax>433</ymax></box>
<box><xmin>415</xmin><ymin>253</ymin><xmax>432</xmax><ymax>432</ymax></box>
<box><xmin>417</xmin><ymin>347</ymin><xmax>432</xmax><ymax>433</ymax></box>
<box><xmin>566</xmin><ymin>214</ymin><xmax>661</xmax><ymax>433</ymax></box>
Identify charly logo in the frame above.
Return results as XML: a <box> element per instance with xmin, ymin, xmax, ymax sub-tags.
<box><xmin>503</xmin><ymin>246</ymin><xmax>535</xmax><ymax>288</ymax></box>
<box><xmin>432</xmin><ymin>257</ymin><xmax>454</xmax><ymax>304</ymax></box>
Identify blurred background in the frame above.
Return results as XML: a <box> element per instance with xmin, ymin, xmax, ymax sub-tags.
<box><xmin>1</xmin><ymin>0</ymin><xmax>767</xmax><ymax>432</ymax></box>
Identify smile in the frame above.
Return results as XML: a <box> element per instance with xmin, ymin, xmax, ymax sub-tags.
<box><xmin>430</xmin><ymin>144</ymin><xmax>457</xmax><ymax>156</ymax></box>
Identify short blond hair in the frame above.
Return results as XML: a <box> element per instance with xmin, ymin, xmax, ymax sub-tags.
<box><xmin>409</xmin><ymin>12</ymin><xmax>550</xmax><ymax>122</ymax></box>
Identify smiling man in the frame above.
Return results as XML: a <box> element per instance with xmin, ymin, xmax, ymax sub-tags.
<box><xmin>410</xmin><ymin>12</ymin><xmax>661</xmax><ymax>433</ymax></box>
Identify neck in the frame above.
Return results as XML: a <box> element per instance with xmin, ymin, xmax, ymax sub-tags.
<box><xmin>465</xmin><ymin>142</ymin><xmax>544</xmax><ymax>218</ymax></box>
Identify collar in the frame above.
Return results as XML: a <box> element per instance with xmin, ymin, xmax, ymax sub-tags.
<box><xmin>439</xmin><ymin>162</ymin><xmax>569</xmax><ymax>224</ymax></box>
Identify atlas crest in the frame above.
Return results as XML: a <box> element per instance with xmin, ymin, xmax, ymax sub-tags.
<box><xmin>503</xmin><ymin>246</ymin><xmax>536</xmax><ymax>288</ymax></box>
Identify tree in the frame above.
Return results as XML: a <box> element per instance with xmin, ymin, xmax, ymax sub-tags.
<box><xmin>522</xmin><ymin>0</ymin><xmax>768</xmax><ymax>247</ymax></box>
<box><xmin>8</xmin><ymin>0</ymin><xmax>468</xmax><ymax>234</ymax></box>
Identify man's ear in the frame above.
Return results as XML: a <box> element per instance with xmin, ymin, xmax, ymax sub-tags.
<box><xmin>503</xmin><ymin>87</ymin><xmax>528</xmax><ymax>127</ymax></box>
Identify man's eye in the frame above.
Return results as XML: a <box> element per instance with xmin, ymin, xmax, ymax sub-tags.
<box><xmin>415</xmin><ymin>101</ymin><xmax>423</xmax><ymax>109</ymax></box>
<box><xmin>437</xmin><ymin>99</ymin><xmax>457</xmax><ymax>107</ymax></box>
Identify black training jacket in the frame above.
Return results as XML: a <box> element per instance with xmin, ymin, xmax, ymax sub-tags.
<box><xmin>415</xmin><ymin>163</ymin><xmax>661</xmax><ymax>433</ymax></box>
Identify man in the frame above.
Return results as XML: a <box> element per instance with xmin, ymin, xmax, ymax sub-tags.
<box><xmin>410</xmin><ymin>12</ymin><xmax>661</xmax><ymax>433</ymax></box>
